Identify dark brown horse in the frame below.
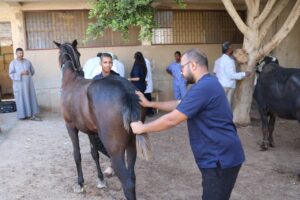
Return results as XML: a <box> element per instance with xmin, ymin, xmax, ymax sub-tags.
<box><xmin>54</xmin><ymin>40</ymin><xmax>151</xmax><ymax>200</ymax></box>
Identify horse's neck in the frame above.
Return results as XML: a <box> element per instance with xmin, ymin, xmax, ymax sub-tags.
<box><xmin>61</xmin><ymin>67</ymin><xmax>83</xmax><ymax>89</ymax></box>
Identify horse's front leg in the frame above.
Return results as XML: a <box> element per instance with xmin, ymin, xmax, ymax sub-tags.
<box><xmin>268</xmin><ymin>113</ymin><xmax>276</xmax><ymax>147</ymax></box>
<box><xmin>88</xmin><ymin>134</ymin><xmax>106</xmax><ymax>188</ymax></box>
<box><xmin>258</xmin><ymin>109</ymin><xmax>270</xmax><ymax>150</ymax></box>
<box><xmin>66</xmin><ymin>124</ymin><xmax>84</xmax><ymax>193</ymax></box>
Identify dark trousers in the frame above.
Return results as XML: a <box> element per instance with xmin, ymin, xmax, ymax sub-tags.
<box><xmin>144</xmin><ymin>93</ymin><xmax>154</xmax><ymax>116</ymax></box>
<box><xmin>200</xmin><ymin>164</ymin><xmax>241</xmax><ymax>200</ymax></box>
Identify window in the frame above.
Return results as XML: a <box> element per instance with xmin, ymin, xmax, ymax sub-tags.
<box><xmin>0</xmin><ymin>22</ymin><xmax>12</xmax><ymax>46</ymax></box>
<box><xmin>153</xmin><ymin>10</ymin><xmax>245</xmax><ymax>44</ymax></box>
<box><xmin>24</xmin><ymin>10</ymin><xmax>141</xmax><ymax>49</ymax></box>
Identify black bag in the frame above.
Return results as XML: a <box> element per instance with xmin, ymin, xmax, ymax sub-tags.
<box><xmin>0</xmin><ymin>101</ymin><xmax>17</xmax><ymax>113</ymax></box>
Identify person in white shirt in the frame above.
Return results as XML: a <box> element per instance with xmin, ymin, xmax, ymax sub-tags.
<box><xmin>111</xmin><ymin>53</ymin><xmax>125</xmax><ymax>78</ymax></box>
<box><xmin>83</xmin><ymin>52</ymin><xmax>122</xmax><ymax>79</ymax></box>
<box><xmin>214</xmin><ymin>42</ymin><xmax>251</xmax><ymax>106</ymax></box>
<box><xmin>144</xmin><ymin>56</ymin><xmax>155</xmax><ymax>116</ymax></box>
<box><xmin>83</xmin><ymin>53</ymin><xmax>102</xmax><ymax>79</ymax></box>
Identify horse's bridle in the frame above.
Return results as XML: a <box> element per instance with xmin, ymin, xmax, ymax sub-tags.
<box><xmin>60</xmin><ymin>44</ymin><xmax>82</xmax><ymax>73</ymax></box>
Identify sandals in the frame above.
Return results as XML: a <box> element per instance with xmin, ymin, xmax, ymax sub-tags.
<box><xmin>29</xmin><ymin>116</ymin><xmax>42</xmax><ymax>121</ymax></box>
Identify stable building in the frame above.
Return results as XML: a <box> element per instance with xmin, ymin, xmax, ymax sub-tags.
<box><xmin>0</xmin><ymin>0</ymin><xmax>299</xmax><ymax>112</ymax></box>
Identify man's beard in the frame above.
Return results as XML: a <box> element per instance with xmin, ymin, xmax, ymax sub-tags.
<box><xmin>184</xmin><ymin>67</ymin><xmax>195</xmax><ymax>84</ymax></box>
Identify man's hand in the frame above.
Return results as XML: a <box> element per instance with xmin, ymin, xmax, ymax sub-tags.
<box><xmin>130</xmin><ymin>121</ymin><xmax>144</xmax><ymax>134</ymax></box>
<box><xmin>245</xmin><ymin>71</ymin><xmax>252</xmax><ymax>77</ymax></box>
<box><xmin>21</xmin><ymin>70</ymin><xmax>29</xmax><ymax>76</ymax></box>
<box><xmin>135</xmin><ymin>91</ymin><xmax>150</xmax><ymax>107</ymax></box>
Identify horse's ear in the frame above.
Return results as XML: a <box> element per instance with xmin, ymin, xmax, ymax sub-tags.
<box><xmin>53</xmin><ymin>41</ymin><xmax>61</xmax><ymax>48</ymax></box>
<box><xmin>72</xmin><ymin>40</ymin><xmax>78</xmax><ymax>49</ymax></box>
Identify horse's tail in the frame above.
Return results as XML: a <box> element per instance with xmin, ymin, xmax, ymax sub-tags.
<box><xmin>135</xmin><ymin>133</ymin><xmax>152</xmax><ymax>161</ymax></box>
<box><xmin>122</xmin><ymin>92</ymin><xmax>152</xmax><ymax>161</ymax></box>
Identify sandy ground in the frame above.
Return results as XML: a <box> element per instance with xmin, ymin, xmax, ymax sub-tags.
<box><xmin>0</xmin><ymin>111</ymin><xmax>300</xmax><ymax>200</ymax></box>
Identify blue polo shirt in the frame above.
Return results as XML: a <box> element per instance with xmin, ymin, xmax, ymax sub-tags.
<box><xmin>177</xmin><ymin>74</ymin><xmax>245</xmax><ymax>169</ymax></box>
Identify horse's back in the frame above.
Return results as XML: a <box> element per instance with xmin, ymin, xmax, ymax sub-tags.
<box><xmin>88</xmin><ymin>75</ymin><xmax>136</xmax><ymax>105</ymax></box>
<box><xmin>254</xmin><ymin>63</ymin><xmax>300</xmax><ymax>119</ymax></box>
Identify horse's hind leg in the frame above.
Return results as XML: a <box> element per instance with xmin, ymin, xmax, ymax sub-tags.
<box><xmin>268</xmin><ymin>113</ymin><xmax>276</xmax><ymax>147</ymax></box>
<box><xmin>66</xmin><ymin>124</ymin><xmax>84</xmax><ymax>193</ymax></box>
<box><xmin>126</xmin><ymin>137</ymin><xmax>137</xmax><ymax>198</ymax></box>
<box><xmin>111</xmin><ymin>153</ymin><xmax>136</xmax><ymax>200</ymax></box>
<box><xmin>88</xmin><ymin>135</ymin><xmax>106</xmax><ymax>189</ymax></box>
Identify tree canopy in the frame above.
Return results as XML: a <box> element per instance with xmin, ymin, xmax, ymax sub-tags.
<box><xmin>87</xmin><ymin>0</ymin><xmax>183</xmax><ymax>41</ymax></box>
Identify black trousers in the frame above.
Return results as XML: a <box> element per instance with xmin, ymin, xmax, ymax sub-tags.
<box><xmin>200</xmin><ymin>163</ymin><xmax>242</xmax><ymax>200</ymax></box>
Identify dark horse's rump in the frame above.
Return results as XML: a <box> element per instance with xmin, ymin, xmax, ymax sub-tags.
<box><xmin>88</xmin><ymin>75</ymin><xmax>141</xmax><ymax>132</ymax></box>
<box><xmin>87</xmin><ymin>76</ymin><xmax>141</xmax><ymax>157</ymax></box>
<box><xmin>54</xmin><ymin>40</ymin><xmax>151</xmax><ymax>200</ymax></box>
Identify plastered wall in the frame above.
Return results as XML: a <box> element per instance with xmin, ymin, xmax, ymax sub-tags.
<box><xmin>23</xmin><ymin>43</ymin><xmax>227</xmax><ymax>112</ymax></box>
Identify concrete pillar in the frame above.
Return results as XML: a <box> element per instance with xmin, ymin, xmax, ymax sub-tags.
<box><xmin>8</xmin><ymin>3</ymin><xmax>26</xmax><ymax>52</ymax></box>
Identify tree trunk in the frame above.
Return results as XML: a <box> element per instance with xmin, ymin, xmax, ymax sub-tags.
<box><xmin>233</xmin><ymin>52</ymin><xmax>258</xmax><ymax>125</ymax></box>
<box><xmin>223</xmin><ymin>0</ymin><xmax>300</xmax><ymax>125</ymax></box>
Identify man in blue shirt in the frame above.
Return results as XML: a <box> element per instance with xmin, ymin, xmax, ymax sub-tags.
<box><xmin>166</xmin><ymin>51</ymin><xmax>187</xmax><ymax>99</ymax></box>
<box><xmin>131</xmin><ymin>49</ymin><xmax>245</xmax><ymax>200</ymax></box>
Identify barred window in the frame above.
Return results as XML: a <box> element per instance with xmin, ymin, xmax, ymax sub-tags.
<box><xmin>24</xmin><ymin>10</ymin><xmax>141</xmax><ymax>49</ymax></box>
<box><xmin>153</xmin><ymin>10</ymin><xmax>245</xmax><ymax>44</ymax></box>
<box><xmin>0</xmin><ymin>22</ymin><xmax>12</xmax><ymax>46</ymax></box>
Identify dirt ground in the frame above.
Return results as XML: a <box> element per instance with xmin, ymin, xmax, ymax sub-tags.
<box><xmin>0</xmin><ymin>110</ymin><xmax>300</xmax><ymax>200</ymax></box>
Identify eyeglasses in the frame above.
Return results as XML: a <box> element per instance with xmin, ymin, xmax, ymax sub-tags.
<box><xmin>181</xmin><ymin>61</ymin><xmax>191</xmax><ymax>69</ymax></box>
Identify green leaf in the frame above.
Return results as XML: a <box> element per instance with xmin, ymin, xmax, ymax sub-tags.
<box><xmin>86</xmin><ymin>0</ymin><xmax>184</xmax><ymax>41</ymax></box>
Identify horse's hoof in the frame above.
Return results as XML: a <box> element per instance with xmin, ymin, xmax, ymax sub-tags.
<box><xmin>96</xmin><ymin>178</ymin><xmax>107</xmax><ymax>189</ymax></box>
<box><xmin>269</xmin><ymin>142</ymin><xmax>275</xmax><ymax>147</ymax></box>
<box><xmin>104</xmin><ymin>166</ymin><xmax>114</xmax><ymax>177</ymax></box>
<box><xmin>73</xmin><ymin>184</ymin><xmax>85</xmax><ymax>193</ymax></box>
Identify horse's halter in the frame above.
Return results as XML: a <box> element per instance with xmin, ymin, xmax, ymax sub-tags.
<box><xmin>256</xmin><ymin>56</ymin><xmax>278</xmax><ymax>74</ymax></box>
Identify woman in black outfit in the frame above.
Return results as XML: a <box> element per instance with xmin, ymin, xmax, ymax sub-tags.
<box><xmin>128</xmin><ymin>52</ymin><xmax>147</xmax><ymax>93</ymax></box>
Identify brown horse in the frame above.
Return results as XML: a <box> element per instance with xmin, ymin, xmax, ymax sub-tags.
<box><xmin>54</xmin><ymin>40</ymin><xmax>151</xmax><ymax>200</ymax></box>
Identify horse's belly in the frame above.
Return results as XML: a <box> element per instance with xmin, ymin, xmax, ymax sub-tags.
<box><xmin>63</xmin><ymin>112</ymin><xmax>98</xmax><ymax>133</ymax></box>
<box><xmin>277</xmin><ymin>113</ymin><xmax>296</xmax><ymax>119</ymax></box>
<box><xmin>268</xmin><ymin>105</ymin><xmax>297</xmax><ymax>120</ymax></box>
<box><xmin>75</xmin><ymin>119</ymin><xmax>98</xmax><ymax>133</ymax></box>
<box><xmin>82</xmin><ymin>122</ymin><xmax>98</xmax><ymax>133</ymax></box>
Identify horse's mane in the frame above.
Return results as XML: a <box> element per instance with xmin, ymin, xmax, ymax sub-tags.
<box><xmin>60</xmin><ymin>42</ymin><xmax>84</xmax><ymax>77</ymax></box>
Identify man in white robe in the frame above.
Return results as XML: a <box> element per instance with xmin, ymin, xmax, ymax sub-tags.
<box><xmin>9</xmin><ymin>48</ymin><xmax>40</xmax><ymax>120</ymax></box>
<box><xmin>144</xmin><ymin>57</ymin><xmax>155</xmax><ymax>116</ymax></box>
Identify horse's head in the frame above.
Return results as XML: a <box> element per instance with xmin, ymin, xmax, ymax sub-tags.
<box><xmin>53</xmin><ymin>40</ymin><xmax>84</xmax><ymax>76</ymax></box>
<box><xmin>256</xmin><ymin>55</ymin><xmax>279</xmax><ymax>74</ymax></box>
